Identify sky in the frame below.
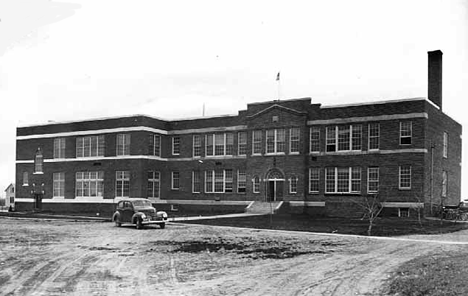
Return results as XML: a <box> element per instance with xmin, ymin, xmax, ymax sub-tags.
<box><xmin>0</xmin><ymin>0</ymin><xmax>467</xmax><ymax>198</ymax></box>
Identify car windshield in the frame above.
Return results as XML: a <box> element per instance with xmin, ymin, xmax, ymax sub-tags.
<box><xmin>132</xmin><ymin>200</ymin><xmax>153</xmax><ymax>207</ymax></box>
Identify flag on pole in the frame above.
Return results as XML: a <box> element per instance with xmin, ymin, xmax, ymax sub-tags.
<box><xmin>276</xmin><ymin>72</ymin><xmax>280</xmax><ymax>81</ymax></box>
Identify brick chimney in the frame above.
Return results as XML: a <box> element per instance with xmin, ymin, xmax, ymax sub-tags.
<box><xmin>428</xmin><ymin>50</ymin><xmax>443</xmax><ymax>110</ymax></box>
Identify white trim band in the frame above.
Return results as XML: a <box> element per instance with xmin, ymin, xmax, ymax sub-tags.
<box><xmin>307</xmin><ymin>112</ymin><xmax>428</xmax><ymax>125</ymax></box>
<box><xmin>290</xmin><ymin>201</ymin><xmax>326</xmax><ymax>207</ymax></box>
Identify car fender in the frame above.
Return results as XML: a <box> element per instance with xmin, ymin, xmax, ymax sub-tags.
<box><xmin>156</xmin><ymin>211</ymin><xmax>168</xmax><ymax>219</ymax></box>
<box><xmin>132</xmin><ymin>213</ymin><xmax>145</xmax><ymax>224</ymax></box>
<box><xmin>112</xmin><ymin>212</ymin><xmax>121</xmax><ymax>222</ymax></box>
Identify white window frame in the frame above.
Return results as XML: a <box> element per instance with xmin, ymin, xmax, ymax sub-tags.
<box><xmin>238</xmin><ymin>131</ymin><xmax>247</xmax><ymax>156</ymax></box>
<box><xmin>442</xmin><ymin>171</ymin><xmax>448</xmax><ymax>197</ymax></box>
<box><xmin>368</xmin><ymin>123</ymin><xmax>380</xmax><ymax>151</ymax></box>
<box><xmin>203</xmin><ymin>170</ymin><xmax>234</xmax><ymax>193</ymax></box>
<box><xmin>237</xmin><ymin>170</ymin><xmax>246</xmax><ymax>193</ymax></box>
<box><xmin>289</xmin><ymin>128</ymin><xmax>300</xmax><ymax>154</ymax></box>
<box><xmin>325</xmin><ymin>167</ymin><xmax>361</xmax><ymax>194</ymax></box>
<box><xmin>205</xmin><ymin>133</ymin><xmax>233</xmax><ymax>157</ymax></box>
<box><xmin>76</xmin><ymin>135</ymin><xmax>105</xmax><ymax>158</ymax></box>
<box><xmin>252</xmin><ymin>130</ymin><xmax>262</xmax><ymax>155</ymax></box>
<box><xmin>171</xmin><ymin>171</ymin><xmax>180</xmax><ymax>190</ymax></box>
<box><xmin>192</xmin><ymin>171</ymin><xmax>201</xmax><ymax>193</ymax></box>
<box><xmin>400</xmin><ymin>121</ymin><xmax>412</xmax><ymax>145</ymax></box>
<box><xmin>76</xmin><ymin>171</ymin><xmax>104</xmax><ymax>197</ymax></box>
<box><xmin>23</xmin><ymin>172</ymin><xmax>29</xmax><ymax>186</ymax></box>
<box><xmin>289</xmin><ymin>176</ymin><xmax>298</xmax><ymax>194</ymax></box>
<box><xmin>172</xmin><ymin>137</ymin><xmax>180</xmax><ymax>155</ymax></box>
<box><xmin>149</xmin><ymin>134</ymin><xmax>161</xmax><ymax>157</ymax></box>
<box><xmin>443</xmin><ymin>132</ymin><xmax>448</xmax><ymax>158</ymax></box>
<box><xmin>116</xmin><ymin>134</ymin><xmax>131</xmax><ymax>156</ymax></box>
<box><xmin>399</xmin><ymin>166</ymin><xmax>411</xmax><ymax>190</ymax></box>
<box><xmin>193</xmin><ymin>135</ymin><xmax>202</xmax><ymax>158</ymax></box>
<box><xmin>367</xmin><ymin>167</ymin><xmax>379</xmax><ymax>193</ymax></box>
<box><xmin>309</xmin><ymin>168</ymin><xmax>320</xmax><ymax>193</ymax></box>
<box><xmin>266</xmin><ymin>129</ymin><xmax>286</xmax><ymax>154</ymax></box>
<box><xmin>115</xmin><ymin>171</ymin><xmax>129</xmax><ymax>197</ymax></box>
<box><xmin>326</xmin><ymin>125</ymin><xmax>362</xmax><ymax>152</ymax></box>
<box><xmin>309</xmin><ymin>127</ymin><xmax>320</xmax><ymax>153</ymax></box>
<box><xmin>252</xmin><ymin>176</ymin><xmax>260</xmax><ymax>193</ymax></box>
<box><xmin>53</xmin><ymin>172</ymin><xmax>65</xmax><ymax>198</ymax></box>
<box><xmin>34</xmin><ymin>149</ymin><xmax>43</xmax><ymax>173</ymax></box>
<box><xmin>148</xmin><ymin>171</ymin><xmax>160</xmax><ymax>199</ymax></box>
<box><xmin>53</xmin><ymin>138</ymin><xmax>66</xmax><ymax>159</ymax></box>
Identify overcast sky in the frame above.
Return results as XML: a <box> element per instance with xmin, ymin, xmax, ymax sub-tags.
<box><xmin>1</xmin><ymin>0</ymin><xmax>467</xmax><ymax>198</ymax></box>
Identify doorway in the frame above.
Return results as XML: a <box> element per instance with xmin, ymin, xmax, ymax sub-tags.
<box><xmin>265</xmin><ymin>168</ymin><xmax>285</xmax><ymax>202</ymax></box>
<box><xmin>34</xmin><ymin>194</ymin><xmax>43</xmax><ymax>211</ymax></box>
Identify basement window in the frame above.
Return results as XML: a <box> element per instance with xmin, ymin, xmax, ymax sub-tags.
<box><xmin>398</xmin><ymin>208</ymin><xmax>410</xmax><ymax>217</ymax></box>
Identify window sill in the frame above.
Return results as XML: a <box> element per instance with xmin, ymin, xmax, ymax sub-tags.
<box><xmin>22</xmin><ymin>184</ymin><xmax>29</xmax><ymax>187</ymax></box>
<box><xmin>289</xmin><ymin>152</ymin><xmax>300</xmax><ymax>155</ymax></box>
<box><xmin>265</xmin><ymin>153</ymin><xmax>286</xmax><ymax>156</ymax></box>
<box><xmin>33</xmin><ymin>172</ymin><xmax>44</xmax><ymax>175</ymax></box>
<box><xmin>324</xmin><ymin>192</ymin><xmax>361</xmax><ymax>195</ymax></box>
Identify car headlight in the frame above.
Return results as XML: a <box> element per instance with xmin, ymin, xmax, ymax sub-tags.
<box><xmin>141</xmin><ymin>213</ymin><xmax>146</xmax><ymax>219</ymax></box>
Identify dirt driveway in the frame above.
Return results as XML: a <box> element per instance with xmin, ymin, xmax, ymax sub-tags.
<box><xmin>1</xmin><ymin>218</ymin><xmax>467</xmax><ymax>296</ymax></box>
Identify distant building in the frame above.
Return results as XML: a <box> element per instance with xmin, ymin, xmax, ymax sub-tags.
<box><xmin>14</xmin><ymin>50</ymin><xmax>461</xmax><ymax>217</ymax></box>
<box><xmin>4</xmin><ymin>183</ymin><xmax>15</xmax><ymax>209</ymax></box>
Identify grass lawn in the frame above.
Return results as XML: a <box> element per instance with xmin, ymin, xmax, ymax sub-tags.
<box><xmin>383</xmin><ymin>250</ymin><xmax>468</xmax><ymax>296</ymax></box>
<box><xmin>179</xmin><ymin>214</ymin><xmax>468</xmax><ymax>236</ymax></box>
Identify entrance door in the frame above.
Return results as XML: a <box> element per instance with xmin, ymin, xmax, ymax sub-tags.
<box><xmin>266</xmin><ymin>180</ymin><xmax>284</xmax><ymax>202</ymax></box>
<box><xmin>34</xmin><ymin>194</ymin><xmax>43</xmax><ymax>210</ymax></box>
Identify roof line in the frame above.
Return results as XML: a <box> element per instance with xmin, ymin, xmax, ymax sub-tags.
<box><xmin>321</xmin><ymin>97</ymin><xmax>427</xmax><ymax>109</ymax></box>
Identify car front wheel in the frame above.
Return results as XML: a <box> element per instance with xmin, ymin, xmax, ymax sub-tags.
<box><xmin>135</xmin><ymin>218</ymin><xmax>143</xmax><ymax>230</ymax></box>
<box><xmin>159</xmin><ymin>223</ymin><xmax>165</xmax><ymax>229</ymax></box>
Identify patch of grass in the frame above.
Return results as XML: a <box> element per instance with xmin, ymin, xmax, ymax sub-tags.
<box><xmin>179</xmin><ymin>214</ymin><xmax>468</xmax><ymax>236</ymax></box>
<box><xmin>383</xmin><ymin>251</ymin><xmax>468</xmax><ymax>296</ymax></box>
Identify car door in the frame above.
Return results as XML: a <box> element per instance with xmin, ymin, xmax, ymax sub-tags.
<box><xmin>122</xmin><ymin>201</ymin><xmax>134</xmax><ymax>223</ymax></box>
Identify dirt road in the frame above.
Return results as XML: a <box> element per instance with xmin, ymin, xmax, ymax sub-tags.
<box><xmin>1</xmin><ymin>218</ymin><xmax>467</xmax><ymax>296</ymax></box>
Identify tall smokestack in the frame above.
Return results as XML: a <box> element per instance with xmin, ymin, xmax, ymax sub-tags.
<box><xmin>428</xmin><ymin>50</ymin><xmax>443</xmax><ymax>110</ymax></box>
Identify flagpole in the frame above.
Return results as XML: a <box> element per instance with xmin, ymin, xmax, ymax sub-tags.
<box><xmin>276</xmin><ymin>71</ymin><xmax>281</xmax><ymax>101</ymax></box>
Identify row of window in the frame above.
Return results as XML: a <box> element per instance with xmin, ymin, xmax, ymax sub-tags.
<box><xmin>23</xmin><ymin>167</ymin><xmax>450</xmax><ymax>198</ymax></box>
<box><xmin>47</xmin><ymin>123</ymin><xmax>449</xmax><ymax>161</ymax></box>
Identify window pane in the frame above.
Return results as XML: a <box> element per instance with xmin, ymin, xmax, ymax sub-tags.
<box><xmin>337</xmin><ymin>168</ymin><xmax>349</xmax><ymax>192</ymax></box>
<box><xmin>238</xmin><ymin>170</ymin><xmax>246</xmax><ymax>193</ymax></box>
<box><xmin>325</xmin><ymin>168</ymin><xmax>335</xmax><ymax>193</ymax></box>
<box><xmin>290</xmin><ymin>128</ymin><xmax>300</xmax><ymax>153</ymax></box>
<box><xmin>215</xmin><ymin>134</ymin><xmax>224</xmax><ymax>156</ymax></box>
<box><xmin>310</xmin><ymin>127</ymin><xmax>320</xmax><ymax>152</ymax></box>
<box><xmin>226</xmin><ymin>133</ymin><xmax>234</xmax><ymax>155</ymax></box>
<box><xmin>238</xmin><ymin>132</ymin><xmax>247</xmax><ymax>155</ymax></box>
<box><xmin>266</xmin><ymin>130</ymin><xmax>275</xmax><ymax>153</ymax></box>
<box><xmin>337</xmin><ymin>126</ymin><xmax>350</xmax><ymax>151</ymax></box>
<box><xmin>326</xmin><ymin>127</ymin><xmax>336</xmax><ymax>152</ymax></box>
<box><xmin>206</xmin><ymin>134</ymin><xmax>214</xmax><ymax>156</ymax></box>
<box><xmin>253</xmin><ymin>130</ymin><xmax>262</xmax><ymax>154</ymax></box>
<box><xmin>309</xmin><ymin>168</ymin><xmax>319</xmax><ymax>193</ymax></box>
<box><xmin>368</xmin><ymin>123</ymin><xmax>380</xmax><ymax>150</ymax></box>
<box><xmin>276</xmin><ymin>129</ymin><xmax>286</xmax><ymax>153</ymax></box>
<box><xmin>193</xmin><ymin>135</ymin><xmax>201</xmax><ymax>157</ymax></box>
<box><xmin>214</xmin><ymin>170</ymin><xmax>224</xmax><ymax>192</ymax></box>
<box><xmin>351</xmin><ymin>125</ymin><xmax>362</xmax><ymax>150</ymax></box>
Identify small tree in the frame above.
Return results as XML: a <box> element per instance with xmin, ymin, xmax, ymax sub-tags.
<box><xmin>353</xmin><ymin>195</ymin><xmax>384</xmax><ymax>236</ymax></box>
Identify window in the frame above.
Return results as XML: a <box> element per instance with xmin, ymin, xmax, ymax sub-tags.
<box><xmin>325</xmin><ymin>167</ymin><xmax>361</xmax><ymax>193</ymax></box>
<box><xmin>171</xmin><ymin>171</ymin><xmax>180</xmax><ymax>190</ymax></box>
<box><xmin>443</xmin><ymin>132</ymin><xmax>448</xmax><ymax>158</ymax></box>
<box><xmin>116</xmin><ymin>134</ymin><xmax>131</xmax><ymax>156</ymax></box>
<box><xmin>53</xmin><ymin>138</ymin><xmax>66</xmax><ymax>159</ymax></box>
<box><xmin>289</xmin><ymin>176</ymin><xmax>298</xmax><ymax>193</ymax></box>
<box><xmin>204</xmin><ymin>170</ymin><xmax>234</xmax><ymax>193</ymax></box>
<box><xmin>76</xmin><ymin>135</ymin><xmax>105</xmax><ymax>157</ymax></box>
<box><xmin>172</xmin><ymin>137</ymin><xmax>180</xmax><ymax>155</ymax></box>
<box><xmin>238</xmin><ymin>132</ymin><xmax>247</xmax><ymax>155</ymax></box>
<box><xmin>115</xmin><ymin>171</ymin><xmax>129</xmax><ymax>197</ymax></box>
<box><xmin>368</xmin><ymin>123</ymin><xmax>380</xmax><ymax>150</ymax></box>
<box><xmin>400</xmin><ymin>121</ymin><xmax>412</xmax><ymax>145</ymax></box>
<box><xmin>192</xmin><ymin>171</ymin><xmax>201</xmax><ymax>193</ymax></box>
<box><xmin>205</xmin><ymin>171</ymin><xmax>213</xmax><ymax>193</ymax></box>
<box><xmin>290</xmin><ymin>128</ymin><xmax>300</xmax><ymax>154</ymax></box>
<box><xmin>399</xmin><ymin>208</ymin><xmax>410</xmax><ymax>217</ymax></box>
<box><xmin>309</xmin><ymin>168</ymin><xmax>320</xmax><ymax>193</ymax></box>
<box><xmin>253</xmin><ymin>176</ymin><xmax>260</xmax><ymax>193</ymax></box>
<box><xmin>266</xmin><ymin>129</ymin><xmax>286</xmax><ymax>154</ymax></box>
<box><xmin>193</xmin><ymin>135</ymin><xmax>201</xmax><ymax>157</ymax></box>
<box><xmin>149</xmin><ymin>134</ymin><xmax>161</xmax><ymax>157</ymax></box>
<box><xmin>327</xmin><ymin>125</ymin><xmax>362</xmax><ymax>152</ymax></box>
<box><xmin>53</xmin><ymin>172</ymin><xmax>65</xmax><ymax>197</ymax></box>
<box><xmin>205</xmin><ymin>133</ymin><xmax>233</xmax><ymax>156</ymax></box>
<box><xmin>310</xmin><ymin>127</ymin><xmax>320</xmax><ymax>153</ymax></box>
<box><xmin>147</xmin><ymin>171</ymin><xmax>160</xmax><ymax>198</ymax></box>
<box><xmin>367</xmin><ymin>167</ymin><xmax>379</xmax><ymax>193</ymax></box>
<box><xmin>442</xmin><ymin>171</ymin><xmax>447</xmax><ymax>197</ymax></box>
<box><xmin>238</xmin><ymin>170</ymin><xmax>246</xmax><ymax>193</ymax></box>
<box><xmin>76</xmin><ymin>171</ymin><xmax>104</xmax><ymax>197</ymax></box>
<box><xmin>399</xmin><ymin>166</ymin><xmax>411</xmax><ymax>189</ymax></box>
<box><xmin>252</xmin><ymin>130</ymin><xmax>262</xmax><ymax>155</ymax></box>
<box><xmin>34</xmin><ymin>148</ymin><xmax>43</xmax><ymax>173</ymax></box>
<box><xmin>226</xmin><ymin>133</ymin><xmax>234</xmax><ymax>155</ymax></box>
<box><xmin>23</xmin><ymin>172</ymin><xmax>28</xmax><ymax>186</ymax></box>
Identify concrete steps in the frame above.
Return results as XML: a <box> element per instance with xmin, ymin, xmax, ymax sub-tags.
<box><xmin>246</xmin><ymin>201</ymin><xmax>283</xmax><ymax>214</ymax></box>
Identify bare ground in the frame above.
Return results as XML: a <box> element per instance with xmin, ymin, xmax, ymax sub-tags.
<box><xmin>1</xmin><ymin>218</ymin><xmax>468</xmax><ymax>296</ymax></box>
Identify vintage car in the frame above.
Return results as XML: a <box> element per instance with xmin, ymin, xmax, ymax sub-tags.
<box><xmin>112</xmin><ymin>198</ymin><xmax>168</xmax><ymax>229</ymax></box>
